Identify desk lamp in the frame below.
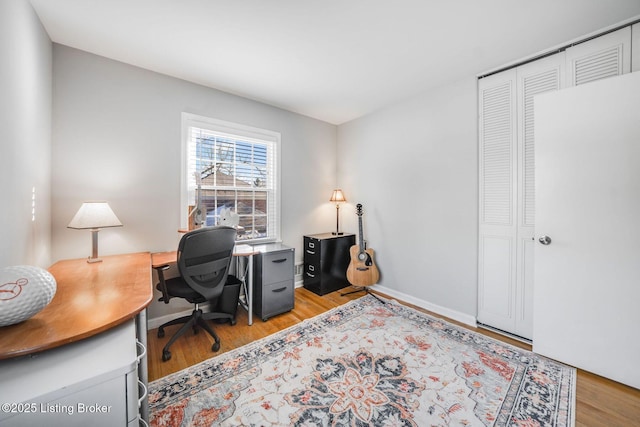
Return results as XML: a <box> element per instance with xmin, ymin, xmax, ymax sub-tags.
<box><xmin>330</xmin><ymin>189</ymin><xmax>346</xmax><ymax>235</ymax></box>
<box><xmin>68</xmin><ymin>202</ymin><xmax>123</xmax><ymax>263</ymax></box>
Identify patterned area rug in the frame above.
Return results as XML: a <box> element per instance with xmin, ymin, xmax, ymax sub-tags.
<box><xmin>149</xmin><ymin>295</ymin><xmax>575</xmax><ymax>426</ymax></box>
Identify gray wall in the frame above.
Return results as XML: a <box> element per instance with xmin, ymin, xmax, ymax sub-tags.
<box><xmin>0</xmin><ymin>0</ymin><xmax>52</xmax><ymax>268</ymax></box>
<box><xmin>52</xmin><ymin>45</ymin><xmax>337</xmax><ymax>263</ymax></box>
<box><xmin>337</xmin><ymin>77</ymin><xmax>479</xmax><ymax>322</ymax></box>
<box><xmin>51</xmin><ymin>45</ymin><xmax>338</xmax><ymax>322</ymax></box>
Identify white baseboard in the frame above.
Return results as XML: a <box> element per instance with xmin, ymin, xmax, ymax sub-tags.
<box><xmin>372</xmin><ymin>285</ymin><xmax>477</xmax><ymax>328</ymax></box>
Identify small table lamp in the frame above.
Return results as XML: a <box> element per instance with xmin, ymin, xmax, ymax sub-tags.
<box><xmin>330</xmin><ymin>189</ymin><xmax>346</xmax><ymax>235</ymax></box>
<box><xmin>68</xmin><ymin>202</ymin><xmax>123</xmax><ymax>263</ymax></box>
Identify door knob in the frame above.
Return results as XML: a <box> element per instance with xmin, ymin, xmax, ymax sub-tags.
<box><xmin>538</xmin><ymin>235</ymin><xmax>552</xmax><ymax>245</ymax></box>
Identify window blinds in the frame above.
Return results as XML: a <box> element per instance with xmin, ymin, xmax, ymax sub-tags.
<box><xmin>183</xmin><ymin>114</ymin><xmax>280</xmax><ymax>242</ymax></box>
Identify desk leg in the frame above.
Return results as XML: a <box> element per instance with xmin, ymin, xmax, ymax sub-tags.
<box><xmin>247</xmin><ymin>254</ymin><xmax>253</xmax><ymax>326</ymax></box>
<box><xmin>235</xmin><ymin>254</ymin><xmax>253</xmax><ymax>326</ymax></box>
<box><xmin>135</xmin><ymin>309</ymin><xmax>149</xmax><ymax>424</ymax></box>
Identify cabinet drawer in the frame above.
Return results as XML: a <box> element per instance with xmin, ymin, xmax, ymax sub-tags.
<box><xmin>304</xmin><ymin>261</ymin><xmax>319</xmax><ymax>277</ymax></box>
<box><xmin>262</xmin><ymin>251</ymin><xmax>294</xmax><ymax>284</ymax></box>
<box><xmin>303</xmin><ymin>262</ymin><xmax>320</xmax><ymax>286</ymax></box>
<box><xmin>261</xmin><ymin>280</ymin><xmax>294</xmax><ymax>319</ymax></box>
<box><xmin>303</xmin><ymin>237</ymin><xmax>321</xmax><ymax>262</ymax></box>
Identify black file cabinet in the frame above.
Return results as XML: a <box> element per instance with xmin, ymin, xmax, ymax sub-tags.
<box><xmin>252</xmin><ymin>243</ymin><xmax>295</xmax><ymax>321</ymax></box>
<box><xmin>303</xmin><ymin>233</ymin><xmax>355</xmax><ymax>295</ymax></box>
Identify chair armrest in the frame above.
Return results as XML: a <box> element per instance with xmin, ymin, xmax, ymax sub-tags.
<box><xmin>153</xmin><ymin>264</ymin><xmax>171</xmax><ymax>304</ymax></box>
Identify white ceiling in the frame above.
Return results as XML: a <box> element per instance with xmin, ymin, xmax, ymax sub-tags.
<box><xmin>29</xmin><ymin>0</ymin><xmax>640</xmax><ymax>125</ymax></box>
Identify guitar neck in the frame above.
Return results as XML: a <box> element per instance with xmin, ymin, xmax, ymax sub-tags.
<box><xmin>358</xmin><ymin>214</ymin><xmax>365</xmax><ymax>252</ymax></box>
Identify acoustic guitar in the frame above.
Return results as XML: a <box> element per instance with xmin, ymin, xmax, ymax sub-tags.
<box><xmin>346</xmin><ymin>204</ymin><xmax>380</xmax><ymax>287</ymax></box>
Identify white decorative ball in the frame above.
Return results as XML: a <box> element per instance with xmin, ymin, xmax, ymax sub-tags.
<box><xmin>0</xmin><ymin>265</ymin><xmax>57</xmax><ymax>327</ymax></box>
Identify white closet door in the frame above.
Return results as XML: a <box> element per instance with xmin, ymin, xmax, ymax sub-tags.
<box><xmin>533</xmin><ymin>71</ymin><xmax>640</xmax><ymax>389</ymax></box>
<box><xmin>479</xmin><ymin>23</ymin><xmax>633</xmax><ymax>341</ymax></box>
<box><xmin>566</xmin><ymin>26</ymin><xmax>631</xmax><ymax>87</ymax></box>
<box><xmin>478</xmin><ymin>69</ymin><xmax>518</xmax><ymax>334</ymax></box>
<box><xmin>478</xmin><ymin>55</ymin><xmax>563</xmax><ymax>340</ymax></box>
<box><xmin>513</xmin><ymin>55</ymin><xmax>564</xmax><ymax>338</ymax></box>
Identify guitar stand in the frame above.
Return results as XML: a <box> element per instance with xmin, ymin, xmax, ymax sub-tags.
<box><xmin>341</xmin><ymin>286</ymin><xmax>386</xmax><ymax>304</ymax></box>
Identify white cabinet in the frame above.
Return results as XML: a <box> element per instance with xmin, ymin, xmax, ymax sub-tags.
<box><xmin>477</xmin><ymin>23</ymin><xmax>633</xmax><ymax>340</ymax></box>
<box><xmin>0</xmin><ymin>320</ymin><xmax>143</xmax><ymax>427</ymax></box>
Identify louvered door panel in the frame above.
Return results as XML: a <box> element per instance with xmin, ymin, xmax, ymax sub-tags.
<box><xmin>477</xmin><ymin>70</ymin><xmax>518</xmax><ymax>335</ymax></box>
<box><xmin>567</xmin><ymin>27</ymin><xmax>631</xmax><ymax>87</ymax></box>
<box><xmin>519</xmin><ymin>57</ymin><xmax>563</xmax><ymax>228</ymax></box>
<box><xmin>574</xmin><ymin>49</ymin><xmax>621</xmax><ymax>85</ymax></box>
<box><xmin>479</xmin><ymin>74</ymin><xmax>515</xmax><ymax>226</ymax></box>
<box><xmin>514</xmin><ymin>54</ymin><xmax>563</xmax><ymax>340</ymax></box>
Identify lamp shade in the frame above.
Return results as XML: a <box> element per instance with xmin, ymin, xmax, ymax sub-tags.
<box><xmin>329</xmin><ymin>189</ymin><xmax>346</xmax><ymax>203</ymax></box>
<box><xmin>68</xmin><ymin>202</ymin><xmax>123</xmax><ymax>229</ymax></box>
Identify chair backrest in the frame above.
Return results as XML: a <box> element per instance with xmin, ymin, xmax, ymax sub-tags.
<box><xmin>176</xmin><ymin>226</ymin><xmax>237</xmax><ymax>301</ymax></box>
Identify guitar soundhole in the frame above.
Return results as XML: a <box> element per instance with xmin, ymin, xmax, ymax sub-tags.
<box><xmin>358</xmin><ymin>251</ymin><xmax>373</xmax><ymax>266</ymax></box>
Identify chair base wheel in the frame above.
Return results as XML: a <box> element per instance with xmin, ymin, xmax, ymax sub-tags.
<box><xmin>162</xmin><ymin>350</ymin><xmax>172</xmax><ymax>361</ymax></box>
<box><xmin>212</xmin><ymin>341</ymin><xmax>220</xmax><ymax>352</ymax></box>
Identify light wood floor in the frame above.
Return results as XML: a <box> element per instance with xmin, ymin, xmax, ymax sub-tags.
<box><xmin>147</xmin><ymin>287</ymin><xmax>640</xmax><ymax>427</ymax></box>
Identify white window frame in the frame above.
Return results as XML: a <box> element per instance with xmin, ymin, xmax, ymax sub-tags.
<box><xmin>181</xmin><ymin>113</ymin><xmax>281</xmax><ymax>243</ymax></box>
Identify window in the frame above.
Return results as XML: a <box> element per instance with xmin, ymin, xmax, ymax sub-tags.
<box><xmin>181</xmin><ymin>113</ymin><xmax>280</xmax><ymax>243</ymax></box>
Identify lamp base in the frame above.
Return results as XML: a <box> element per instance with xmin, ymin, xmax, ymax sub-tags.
<box><xmin>88</xmin><ymin>229</ymin><xmax>103</xmax><ymax>263</ymax></box>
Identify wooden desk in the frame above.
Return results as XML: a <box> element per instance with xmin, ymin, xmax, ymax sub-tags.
<box><xmin>152</xmin><ymin>244</ymin><xmax>259</xmax><ymax>325</ymax></box>
<box><xmin>0</xmin><ymin>252</ymin><xmax>153</xmax><ymax>360</ymax></box>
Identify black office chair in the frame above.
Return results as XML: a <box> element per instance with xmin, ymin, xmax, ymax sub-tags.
<box><xmin>153</xmin><ymin>226</ymin><xmax>239</xmax><ymax>362</ymax></box>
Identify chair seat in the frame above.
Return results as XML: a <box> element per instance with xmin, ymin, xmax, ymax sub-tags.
<box><xmin>156</xmin><ymin>277</ymin><xmax>206</xmax><ymax>304</ymax></box>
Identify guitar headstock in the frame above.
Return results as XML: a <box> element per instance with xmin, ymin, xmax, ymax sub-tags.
<box><xmin>356</xmin><ymin>203</ymin><xmax>363</xmax><ymax>217</ymax></box>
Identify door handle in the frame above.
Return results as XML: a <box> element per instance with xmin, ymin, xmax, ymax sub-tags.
<box><xmin>538</xmin><ymin>235</ymin><xmax>552</xmax><ymax>245</ymax></box>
